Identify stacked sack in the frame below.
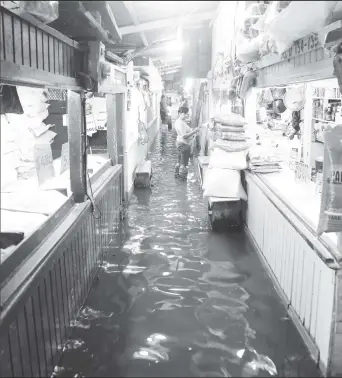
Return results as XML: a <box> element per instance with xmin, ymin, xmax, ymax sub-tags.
<box><xmin>202</xmin><ymin>112</ymin><xmax>248</xmax><ymax>201</ymax></box>
<box><xmin>247</xmin><ymin>145</ymin><xmax>283</xmax><ymax>174</ymax></box>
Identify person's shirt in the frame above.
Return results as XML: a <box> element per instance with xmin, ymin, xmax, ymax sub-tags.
<box><xmin>175</xmin><ymin>118</ymin><xmax>193</xmax><ymax>145</ymax></box>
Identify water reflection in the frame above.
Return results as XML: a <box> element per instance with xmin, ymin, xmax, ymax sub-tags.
<box><xmin>56</xmin><ymin>130</ymin><xmax>321</xmax><ymax>377</ymax></box>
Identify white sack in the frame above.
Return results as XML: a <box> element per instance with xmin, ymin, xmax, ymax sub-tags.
<box><xmin>214</xmin><ymin>112</ymin><xmax>247</xmax><ymax>127</ymax></box>
<box><xmin>203</xmin><ymin>168</ymin><xmax>247</xmax><ymax>201</ymax></box>
<box><xmin>208</xmin><ymin>148</ymin><xmax>248</xmax><ymax>170</ymax></box>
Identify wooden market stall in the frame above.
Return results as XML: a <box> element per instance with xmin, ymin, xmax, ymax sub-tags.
<box><xmin>0</xmin><ymin>3</ymin><xmax>125</xmax><ymax>376</ymax></box>
<box><xmin>243</xmin><ymin>19</ymin><xmax>342</xmax><ymax>378</ymax></box>
<box><xmin>203</xmin><ymin>2</ymin><xmax>342</xmax><ymax>376</ymax></box>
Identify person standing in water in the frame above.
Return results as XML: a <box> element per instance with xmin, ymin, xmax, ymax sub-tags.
<box><xmin>174</xmin><ymin>106</ymin><xmax>201</xmax><ymax>179</ymax></box>
<box><xmin>160</xmin><ymin>95</ymin><xmax>168</xmax><ymax>129</ymax></box>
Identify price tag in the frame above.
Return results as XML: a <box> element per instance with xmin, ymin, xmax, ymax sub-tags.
<box><xmin>33</xmin><ymin>144</ymin><xmax>55</xmax><ymax>186</ymax></box>
<box><xmin>60</xmin><ymin>142</ymin><xmax>69</xmax><ymax>174</ymax></box>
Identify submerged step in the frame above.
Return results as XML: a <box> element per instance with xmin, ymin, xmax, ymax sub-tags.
<box><xmin>134</xmin><ymin>160</ymin><xmax>152</xmax><ymax>188</ymax></box>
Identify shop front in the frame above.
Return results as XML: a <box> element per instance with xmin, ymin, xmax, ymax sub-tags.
<box><xmin>243</xmin><ymin>25</ymin><xmax>342</xmax><ymax>378</ymax></box>
<box><xmin>123</xmin><ymin>61</ymin><xmax>162</xmax><ymax>201</ymax></box>
<box><xmin>0</xmin><ymin>4</ymin><xmax>124</xmax><ymax>376</ymax></box>
<box><xmin>204</xmin><ymin>2</ymin><xmax>342</xmax><ymax>376</ymax></box>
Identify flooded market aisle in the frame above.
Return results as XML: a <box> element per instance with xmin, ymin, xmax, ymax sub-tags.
<box><xmin>56</xmin><ymin>130</ymin><xmax>321</xmax><ymax>377</ymax></box>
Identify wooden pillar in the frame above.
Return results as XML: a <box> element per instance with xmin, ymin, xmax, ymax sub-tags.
<box><xmin>106</xmin><ymin>93</ymin><xmax>118</xmax><ymax>165</ymax></box>
<box><xmin>68</xmin><ymin>90</ymin><xmax>87</xmax><ymax>203</ymax></box>
<box><xmin>116</xmin><ymin>92</ymin><xmax>125</xmax><ymax>167</ymax></box>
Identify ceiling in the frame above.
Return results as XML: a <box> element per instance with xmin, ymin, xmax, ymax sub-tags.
<box><xmin>108</xmin><ymin>1</ymin><xmax>219</xmax><ymax>76</ymax></box>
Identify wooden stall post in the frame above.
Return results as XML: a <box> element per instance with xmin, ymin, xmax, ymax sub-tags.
<box><xmin>116</xmin><ymin>92</ymin><xmax>126</xmax><ymax>203</ymax></box>
<box><xmin>115</xmin><ymin>92</ymin><xmax>125</xmax><ymax>166</ymax></box>
<box><xmin>68</xmin><ymin>90</ymin><xmax>87</xmax><ymax>203</ymax></box>
<box><xmin>106</xmin><ymin>93</ymin><xmax>118</xmax><ymax>165</ymax></box>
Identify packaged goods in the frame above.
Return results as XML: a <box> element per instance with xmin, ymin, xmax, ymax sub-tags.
<box><xmin>317</xmin><ymin>125</ymin><xmax>342</xmax><ymax>236</ymax></box>
<box><xmin>203</xmin><ymin>168</ymin><xmax>248</xmax><ymax>201</ymax></box>
<box><xmin>208</xmin><ymin>148</ymin><xmax>248</xmax><ymax>170</ymax></box>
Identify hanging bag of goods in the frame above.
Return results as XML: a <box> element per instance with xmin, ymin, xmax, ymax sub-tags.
<box><xmin>317</xmin><ymin>125</ymin><xmax>342</xmax><ymax>236</ymax></box>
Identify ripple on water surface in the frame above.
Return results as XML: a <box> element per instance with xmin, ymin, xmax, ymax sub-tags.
<box><xmin>56</xmin><ymin>131</ymin><xmax>321</xmax><ymax>378</ymax></box>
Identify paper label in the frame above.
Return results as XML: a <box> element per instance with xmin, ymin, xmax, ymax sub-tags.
<box><xmin>60</xmin><ymin>142</ymin><xmax>69</xmax><ymax>174</ymax></box>
<box><xmin>33</xmin><ymin>144</ymin><xmax>55</xmax><ymax>186</ymax></box>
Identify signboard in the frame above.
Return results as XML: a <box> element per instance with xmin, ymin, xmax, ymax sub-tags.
<box><xmin>60</xmin><ymin>142</ymin><xmax>69</xmax><ymax>174</ymax></box>
<box><xmin>33</xmin><ymin>144</ymin><xmax>55</xmax><ymax>186</ymax></box>
<box><xmin>280</xmin><ymin>33</ymin><xmax>320</xmax><ymax>60</ymax></box>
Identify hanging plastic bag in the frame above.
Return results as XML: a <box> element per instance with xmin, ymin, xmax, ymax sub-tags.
<box><xmin>21</xmin><ymin>1</ymin><xmax>59</xmax><ymax>24</ymax></box>
<box><xmin>268</xmin><ymin>1</ymin><xmax>338</xmax><ymax>55</ymax></box>
<box><xmin>317</xmin><ymin>125</ymin><xmax>342</xmax><ymax>236</ymax></box>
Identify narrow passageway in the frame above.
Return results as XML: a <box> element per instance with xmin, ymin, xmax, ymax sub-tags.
<box><xmin>56</xmin><ymin>130</ymin><xmax>321</xmax><ymax>378</ymax></box>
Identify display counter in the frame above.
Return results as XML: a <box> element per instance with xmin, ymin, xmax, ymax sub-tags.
<box><xmin>244</xmin><ymin>169</ymin><xmax>342</xmax><ymax>376</ymax></box>
<box><xmin>256</xmin><ymin>168</ymin><xmax>341</xmax><ymax>257</ymax></box>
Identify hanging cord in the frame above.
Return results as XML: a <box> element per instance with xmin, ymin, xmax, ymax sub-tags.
<box><xmin>82</xmin><ymin>95</ymin><xmax>102</xmax><ymax>220</ymax></box>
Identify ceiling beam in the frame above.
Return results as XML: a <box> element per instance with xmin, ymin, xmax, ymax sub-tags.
<box><xmin>123</xmin><ymin>1</ymin><xmax>148</xmax><ymax>47</ymax></box>
<box><xmin>120</xmin><ymin>10</ymin><xmax>215</xmax><ymax>35</ymax></box>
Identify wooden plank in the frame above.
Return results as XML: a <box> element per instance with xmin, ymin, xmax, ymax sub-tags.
<box><xmin>48</xmin><ymin>35</ymin><xmax>54</xmax><ymax>73</ymax></box>
<box><xmin>12</xmin><ymin>16</ymin><xmax>21</xmax><ymax>64</ymax></box>
<box><xmin>63</xmin><ymin>44</ymin><xmax>68</xmax><ymax>76</ymax></box>
<box><xmin>106</xmin><ymin>93</ymin><xmax>117</xmax><ymax>165</ymax></box>
<box><xmin>29</xmin><ymin>25</ymin><xmax>37</xmax><ymax>69</ymax></box>
<box><xmin>43</xmin><ymin>33</ymin><xmax>49</xmax><ymax>72</ymax></box>
<box><xmin>36</xmin><ymin>28</ymin><xmax>43</xmax><ymax>70</ymax></box>
<box><xmin>1</xmin><ymin>3</ymin><xmax>82</xmax><ymax>50</ymax></box>
<box><xmin>0</xmin><ymin>60</ymin><xmax>83</xmax><ymax>90</ymax></box>
<box><xmin>68</xmin><ymin>91</ymin><xmax>87</xmax><ymax>203</ymax></box>
<box><xmin>59</xmin><ymin>41</ymin><xmax>63</xmax><ymax>76</ymax></box>
<box><xmin>21</xmin><ymin>21</ymin><xmax>29</xmax><ymax>66</ymax></box>
<box><xmin>2</xmin><ymin>11</ymin><xmax>13</xmax><ymax>62</ymax></box>
<box><xmin>0</xmin><ymin>9</ymin><xmax>4</xmax><ymax>60</ymax></box>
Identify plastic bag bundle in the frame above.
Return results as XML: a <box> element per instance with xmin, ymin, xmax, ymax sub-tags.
<box><xmin>268</xmin><ymin>1</ymin><xmax>338</xmax><ymax>55</ymax></box>
<box><xmin>21</xmin><ymin>1</ymin><xmax>59</xmax><ymax>24</ymax></box>
<box><xmin>203</xmin><ymin>168</ymin><xmax>248</xmax><ymax>201</ymax></box>
<box><xmin>317</xmin><ymin>125</ymin><xmax>342</xmax><ymax>236</ymax></box>
<box><xmin>242</xmin><ymin>3</ymin><xmax>268</xmax><ymax>39</ymax></box>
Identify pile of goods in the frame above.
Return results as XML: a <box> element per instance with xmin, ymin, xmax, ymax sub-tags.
<box><xmin>247</xmin><ymin>146</ymin><xmax>283</xmax><ymax>174</ymax></box>
<box><xmin>1</xmin><ymin>86</ymin><xmax>56</xmax><ymax>186</ymax></box>
<box><xmin>202</xmin><ymin>112</ymin><xmax>249</xmax><ymax>201</ymax></box>
<box><xmin>317</xmin><ymin>124</ymin><xmax>342</xmax><ymax>236</ymax></box>
<box><xmin>237</xmin><ymin>1</ymin><xmax>341</xmax><ymax>63</ymax></box>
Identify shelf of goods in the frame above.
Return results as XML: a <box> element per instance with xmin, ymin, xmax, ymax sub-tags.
<box><xmin>0</xmin><ymin>4</ymin><xmax>125</xmax><ymax>378</ymax></box>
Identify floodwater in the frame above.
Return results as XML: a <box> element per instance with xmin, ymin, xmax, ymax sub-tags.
<box><xmin>55</xmin><ymin>130</ymin><xmax>321</xmax><ymax>377</ymax></box>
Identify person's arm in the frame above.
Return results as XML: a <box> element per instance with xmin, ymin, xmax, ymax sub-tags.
<box><xmin>183</xmin><ymin>126</ymin><xmax>200</xmax><ymax>139</ymax></box>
